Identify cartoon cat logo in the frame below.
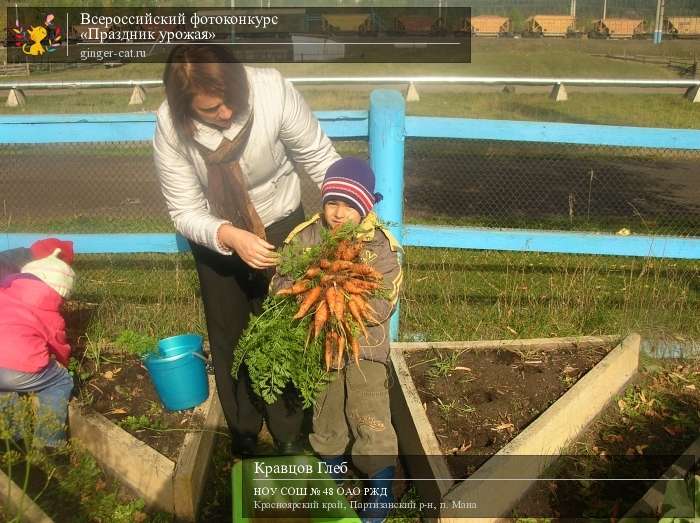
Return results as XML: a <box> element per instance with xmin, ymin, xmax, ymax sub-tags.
<box><xmin>13</xmin><ymin>14</ymin><xmax>62</xmax><ymax>56</ymax></box>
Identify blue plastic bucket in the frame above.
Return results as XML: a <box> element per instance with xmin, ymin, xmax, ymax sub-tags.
<box><xmin>144</xmin><ymin>350</ymin><xmax>209</xmax><ymax>411</ymax></box>
<box><xmin>157</xmin><ymin>334</ymin><xmax>204</xmax><ymax>358</ymax></box>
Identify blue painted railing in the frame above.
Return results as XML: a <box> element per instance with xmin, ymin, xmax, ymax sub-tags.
<box><xmin>3</xmin><ymin>93</ymin><xmax>700</xmax><ymax>339</ymax></box>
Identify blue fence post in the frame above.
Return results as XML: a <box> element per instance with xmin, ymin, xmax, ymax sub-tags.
<box><xmin>369</xmin><ymin>89</ymin><xmax>406</xmax><ymax>342</ymax></box>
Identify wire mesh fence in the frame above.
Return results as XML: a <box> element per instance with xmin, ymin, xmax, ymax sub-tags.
<box><xmin>2</xmin><ymin>138</ymin><xmax>699</xmax><ymax>237</ymax></box>
<box><xmin>403</xmin><ymin>139</ymin><xmax>700</xmax><ymax>237</ymax></box>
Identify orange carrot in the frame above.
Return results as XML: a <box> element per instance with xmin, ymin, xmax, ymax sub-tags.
<box><xmin>304</xmin><ymin>266</ymin><xmax>321</xmax><ymax>279</ymax></box>
<box><xmin>319</xmin><ymin>259</ymin><xmax>331</xmax><ymax>270</ymax></box>
<box><xmin>343</xmin><ymin>279</ymin><xmax>368</xmax><ymax>295</ymax></box>
<box><xmin>334</xmin><ymin>287</ymin><xmax>345</xmax><ymax>321</ymax></box>
<box><xmin>350</xmin><ymin>294</ymin><xmax>380</xmax><ymax>324</ymax></box>
<box><xmin>347</xmin><ymin>298</ymin><xmax>369</xmax><ymax>339</ymax></box>
<box><xmin>325</xmin><ymin>286</ymin><xmax>337</xmax><ymax>319</ymax></box>
<box><xmin>330</xmin><ymin>260</ymin><xmax>354</xmax><ymax>273</ymax></box>
<box><xmin>276</xmin><ymin>280</ymin><xmax>309</xmax><ymax>296</ymax></box>
<box><xmin>351</xmin><ymin>264</ymin><xmax>382</xmax><ymax>280</ymax></box>
<box><xmin>340</xmin><ymin>241</ymin><xmax>363</xmax><ymax>261</ymax></box>
<box><xmin>350</xmin><ymin>335</ymin><xmax>361</xmax><ymax>367</ymax></box>
<box><xmin>293</xmin><ymin>286</ymin><xmax>322</xmax><ymax>319</ymax></box>
<box><xmin>347</xmin><ymin>278</ymin><xmax>380</xmax><ymax>291</ymax></box>
<box><xmin>334</xmin><ymin>240</ymin><xmax>349</xmax><ymax>259</ymax></box>
<box><xmin>324</xmin><ymin>334</ymin><xmax>333</xmax><ymax>372</ymax></box>
<box><xmin>320</xmin><ymin>274</ymin><xmax>335</xmax><ymax>285</ymax></box>
<box><xmin>314</xmin><ymin>301</ymin><xmax>329</xmax><ymax>338</ymax></box>
<box><xmin>336</xmin><ymin>333</ymin><xmax>346</xmax><ymax>369</ymax></box>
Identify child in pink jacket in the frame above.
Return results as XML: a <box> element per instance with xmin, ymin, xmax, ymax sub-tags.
<box><xmin>0</xmin><ymin>248</ymin><xmax>75</xmax><ymax>447</ymax></box>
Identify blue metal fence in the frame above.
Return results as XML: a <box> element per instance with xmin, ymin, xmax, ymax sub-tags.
<box><xmin>2</xmin><ymin>91</ymin><xmax>699</xmax><ymax>259</ymax></box>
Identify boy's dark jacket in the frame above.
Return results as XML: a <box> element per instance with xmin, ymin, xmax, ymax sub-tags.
<box><xmin>0</xmin><ymin>248</ymin><xmax>32</xmax><ymax>281</ymax></box>
<box><xmin>271</xmin><ymin>212</ymin><xmax>403</xmax><ymax>366</ymax></box>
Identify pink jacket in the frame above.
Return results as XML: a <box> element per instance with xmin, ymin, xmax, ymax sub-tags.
<box><xmin>0</xmin><ymin>274</ymin><xmax>71</xmax><ymax>372</ymax></box>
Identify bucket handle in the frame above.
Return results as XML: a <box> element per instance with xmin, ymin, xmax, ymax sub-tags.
<box><xmin>191</xmin><ymin>351</ymin><xmax>208</xmax><ymax>362</ymax></box>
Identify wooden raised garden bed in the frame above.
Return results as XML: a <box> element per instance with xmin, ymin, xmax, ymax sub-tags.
<box><xmin>389</xmin><ymin>333</ymin><xmax>640</xmax><ymax>521</ymax></box>
<box><xmin>68</xmin><ymin>370</ymin><xmax>224</xmax><ymax>521</ymax></box>
<box><xmin>0</xmin><ymin>468</ymin><xmax>54</xmax><ymax>523</ymax></box>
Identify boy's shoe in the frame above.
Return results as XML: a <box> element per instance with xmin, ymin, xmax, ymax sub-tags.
<box><xmin>231</xmin><ymin>433</ymin><xmax>258</xmax><ymax>458</ymax></box>
<box><xmin>275</xmin><ymin>439</ymin><xmax>304</xmax><ymax>456</ymax></box>
<box><xmin>359</xmin><ymin>466</ymin><xmax>395</xmax><ymax>523</ymax></box>
<box><xmin>319</xmin><ymin>455</ymin><xmax>348</xmax><ymax>483</ymax></box>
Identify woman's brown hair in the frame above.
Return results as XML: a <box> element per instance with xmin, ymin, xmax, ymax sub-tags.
<box><xmin>162</xmin><ymin>45</ymin><xmax>249</xmax><ymax>143</ymax></box>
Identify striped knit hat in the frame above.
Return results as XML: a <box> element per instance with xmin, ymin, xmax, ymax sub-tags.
<box><xmin>21</xmin><ymin>248</ymin><xmax>75</xmax><ymax>298</ymax></box>
<box><xmin>321</xmin><ymin>158</ymin><xmax>383</xmax><ymax>218</ymax></box>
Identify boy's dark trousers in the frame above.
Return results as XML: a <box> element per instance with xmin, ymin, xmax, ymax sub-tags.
<box><xmin>188</xmin><ymin>205</ymin><xmax>305</xmax><ymax>445</ymax></box>
<box><xmin>310</xmin><ymin>359</ymin><xmax>398</xmax><ymax>476</ymax></box>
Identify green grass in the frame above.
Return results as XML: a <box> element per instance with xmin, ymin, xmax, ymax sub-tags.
<box><xmin>399</xmin><ymin>248</ymin><xmax>700</xmax><ymax>342</ymax></box>
<box><xmin>67</xmin><ymin>250</ymin><xmax>700</xmax><ymax>351</ymax></box>
<box><xmin>2</xmin><ymin>38</ymin><xmax>700</xmax><ymax>128</ymax></box>
<box><xmin>4</xmin><ymin>87</ymin><xmax>699</xmax><ymax>129</ymax></box>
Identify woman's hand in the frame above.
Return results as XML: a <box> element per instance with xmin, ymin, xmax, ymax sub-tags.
<box><xmin>218</xmin><ymin>224</ymin><xmax>279</xmax><ymax>269</ymax></box>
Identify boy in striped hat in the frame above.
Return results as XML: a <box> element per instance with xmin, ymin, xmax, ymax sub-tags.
<box><xmin>272</xmin><ymin>157</ymin><xmax>403</xmax><ymax>522</ymax></box>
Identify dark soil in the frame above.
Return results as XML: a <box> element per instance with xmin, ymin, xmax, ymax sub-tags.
<box><xmin>405</xmin><ymin>344</ymin><xmax>612</xmax><ymax>477</ymax></box>
<box><xmin>74</xmin><ymin>347</ymin><xmax>204</xmax><ymax>461</ymax></box>
<box><xmin>512</xmin><ymin>359</ymin><xmax>700</xmax><ymax>519</ymax></box>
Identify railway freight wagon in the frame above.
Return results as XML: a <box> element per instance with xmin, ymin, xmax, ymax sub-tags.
<box><xmin>392</xmin><ymin>16</ymin><xmax>446</xmax><ymax>36</ymax></box>
<box><xmin>460</xmin><ymin>15</ymin><xmax>511</xmax><ymax>37</ymax></box>
<box><xmin>590</xmin><ymin>18</ymin><xmax>645</xmax><ymax>39</ymax></box>
<box><xmin>523</xmin><ymin>15</ymin><xmax>576</xmax><ymax>37</ymax></box>
<box><xmin>322</xmin><ymin>14</ymin><xmax>378</xmax><ymax>35</ymax></box>
<box><xmin>664</xmin><ymin>17</ymin><xmax>700</xmax><ymax>39</ymax></box>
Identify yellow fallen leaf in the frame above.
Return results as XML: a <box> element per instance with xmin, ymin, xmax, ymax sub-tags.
<box><xmin>618</xmin><ymin>399</ymin><xmax>627</xmax><ymax>411</ymax></box>
<box><xmin>684</xmin><ymin>384</ymin><xmax>696</xmax><ymax>391</ymax></box>
<box><xmin>506</xmin><ymin>326</ymin><xmax>518</xmax><ymax>335</ymax></box>
<box><xmin>102</xmin><ymin>371</ymin><xmax>114</xmax><ymax>380</ymax></box>
<box><xmin>105</xmin><ymin>407</ymin><xmax>127</xmax><ymax>415</ymax></box>
<box><xmin>455</xmin><ymin>366</ymin><xmax>472</xmax><ymax>371</ymax></box>
<box><xmin>635</xmin><ymin>444</ymin><xmax>648</xmax><ymax>455</ymax></box>
<box><xmin>492</xmin><ymin>422</ymin><xmax>515</xmax><ymax>432</ymax></box>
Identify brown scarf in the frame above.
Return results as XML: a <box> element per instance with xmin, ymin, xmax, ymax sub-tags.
<box><xmin>197</xmin><ymin>110</ymin><xmax>267</xmax><ymax>240</ymax></box>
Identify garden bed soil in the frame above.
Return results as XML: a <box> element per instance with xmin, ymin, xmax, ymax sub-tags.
<box><xmin>511</xmin><ymin>358</ymin><xmax>700</xmax><ymax>519</ymax></box>
<box><xmin>405</xmin><ymin>344</ymin><xmax>612</xmax><ymax>476</ymax></box>
<box><xmin>75</xmin><ymin>348</ymin><xmax>204</xmax><ymax>461</ymax></box>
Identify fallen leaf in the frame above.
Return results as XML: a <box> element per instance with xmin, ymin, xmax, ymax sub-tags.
<box><xmin>459</xmin><ymin>441</ymin><xmax>472</xmax><ymax>452</ymax></box>
<box><xmin>617</xmin><ymin>399</ymin><xmax>627</xmax><ymax>411</ymax></box>
<box><xmin>454</xmin><ymin>366</ymin><xmax>472</xmax><ymax>372</ymax></box>
<box><xmin>684</xmin><ymin>384</ymin><xmax>696</xmax><ymax>391</ymax></box>
<box><xmin>635</xmin><ymin>444</ymin><xmax>648</xmax><ymax>455</ymax></box>
<box><xmin>563</xmin><ymin>366</ymin><xmax>577</xmax><ymax>374</ymax></box>
<box><xmin>422</xmin><ymin>402</ymin><xmax>427</xmax><ymax>411</ymax></box>
<box><xmin>105</xmin><ymin>407</ymin><xmax>127</xmax><ymax>415</ymax></box>
<box><xmin>102</xmin><ymin>371</ymin><xmax>114</xmax><ymax>380</ymax></box>
<box><xmin>506</xmin><ymin>326</ymin><xmax>518</xmax><ymax>335</ymax></box>
<box><xmin>603</xmin><ymin>434</ymin><xmax>624</xmax><ymax>443</ymax></box>
<box><xmin>625</xmin><ymin>447</ymin><xmax>636</xmax><ymax>456</ymax></box>
<box><xmin>492</xmin><ymin>422</ymin><xmax>515</xmax><ymax>432</ymax></box>
<box><xmin>663</xmin><ymin>425</ymin><xmax>683</xmax><ymax>436</ymax></box>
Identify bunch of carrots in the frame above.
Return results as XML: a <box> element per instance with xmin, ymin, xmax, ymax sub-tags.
<box><xmin>276</xmin><ymin>238</ymin><xmax>383</xmax><ymax>371</ymax></box>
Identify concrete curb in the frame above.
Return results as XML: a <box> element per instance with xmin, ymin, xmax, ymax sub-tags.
<box><xmin>0</xmin><ymin>469</ymin><xmax>54</xmax><ymax>523</ymax></box>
